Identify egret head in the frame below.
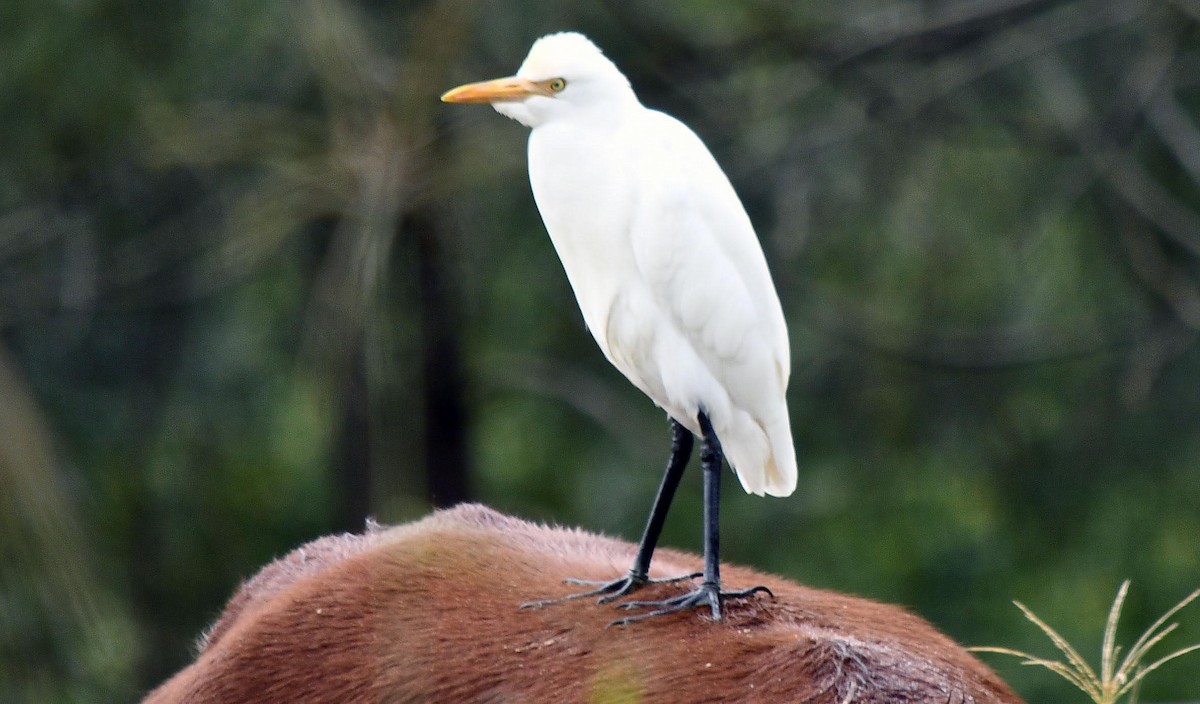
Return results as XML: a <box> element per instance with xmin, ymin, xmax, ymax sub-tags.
<box><xmin>441</xmin><ymin>32</ymin><xmax>637</xmax><ymax>128</ymax></box>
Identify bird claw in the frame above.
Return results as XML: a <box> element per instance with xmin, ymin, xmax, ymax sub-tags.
<box><xmin>611</xmin><ymin>583</ymin><xmax>773</xmax><ymax>626</ymax></box>
<box><xmin>520</xmin><ymin>571</ymin><xmax>702</xmax><ymax>609</ymax></box>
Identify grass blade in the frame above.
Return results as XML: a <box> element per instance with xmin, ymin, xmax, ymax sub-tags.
<box><xmin>1100</xmin><ymin>580</ymin><xmax>1129</xmax><ymax>685</ymax></box>
<box><xmin>970</xmin><ymin>646</ymin><xmax>1101</xmax><ymax>698</ymax></box>
<box><xmin>1115</xmin><ymin>643</ymin><xmax>1200</xmax><ymax>700</ymax></box>
<box><xmin>1118</xmin><ymin>587</ymin><xmax>1200</xmax><ymax>678</ymax></box>
<box><xmin>1013</xmin><ymin>600</ymin><xmax>1099</xmax><ymax>686</ymax></box>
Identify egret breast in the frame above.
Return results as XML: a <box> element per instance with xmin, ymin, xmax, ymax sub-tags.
<box><xmin>527</xmin><ymin>121</ymin><xmax>636</xmax><ymax>349</ymax></box>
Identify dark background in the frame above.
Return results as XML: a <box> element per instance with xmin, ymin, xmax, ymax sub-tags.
<box><xmin>2</xmin><ymin>1</ymin><xmax>1199</xmax><ymax>701</ymax></box>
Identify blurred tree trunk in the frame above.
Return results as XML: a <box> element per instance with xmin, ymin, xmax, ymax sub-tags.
<box><xmin>411</xmin><ymin>207</ymin><xmax>471</xmax><ymax>507</ymax></box>
<box><xmin>311</xmin><ymin>0</ymin><xmax>474</xmax><ymax>517</ymax></box>
<box><xmin>332</xmin><ymin>348</ymin><xmax>372</xmax><ymax>532</ymax></box>
<box><xmin>401</xmin><ymin>0</ymin><xmax>475</xmax><ymax>508</ymax></box>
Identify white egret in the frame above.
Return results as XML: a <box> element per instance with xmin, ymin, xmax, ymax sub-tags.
<box><xmin>442</xmin><ymin>32</ymin><xmax>796</xmax><ymax>623</ymax></box>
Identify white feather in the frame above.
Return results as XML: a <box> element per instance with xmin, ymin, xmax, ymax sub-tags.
<box><xmin>506</xmin><ymin>32</ymin><xmax>795</xmax><ymax>497</ymax></box>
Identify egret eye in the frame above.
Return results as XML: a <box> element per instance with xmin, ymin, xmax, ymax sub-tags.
<box><xmin>548</xmin><ymin>78</ymin><xmax>567</xmax><ymax>93</ymax></box>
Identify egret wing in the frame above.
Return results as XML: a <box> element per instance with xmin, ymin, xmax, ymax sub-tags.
<box><xmin>615</xmin><ymin>111</ymin><xmax>795</xmax><ymax>495</ymax></box>
<box><xmin>631</xmin><ymin>111</ymin><xmax>789</xmax><ymax>397</ymax></box>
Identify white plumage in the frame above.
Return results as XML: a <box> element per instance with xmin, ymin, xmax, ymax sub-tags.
<box><xmin>444</xmin><ymin>32</ymin><xmax>795</xmax><ymax>498</ymax></box>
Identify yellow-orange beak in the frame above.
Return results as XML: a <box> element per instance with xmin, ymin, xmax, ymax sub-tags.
<box><xmin>440</xmin><ymin>76</ymin><xmax>550</xmax><ymax>104</ymax></box>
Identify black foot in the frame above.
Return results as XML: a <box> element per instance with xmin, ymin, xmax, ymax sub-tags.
<box><xmin>520</xmin><ymin>571</ymin><xmax>702</xmax><ymax>609</ymax></box>
<box><xmin>612</xmin><ymin>582</ymin><xmax>773</xmax><ymax>625</ymax></box>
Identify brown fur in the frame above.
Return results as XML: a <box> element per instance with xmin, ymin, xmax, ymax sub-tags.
<box><xmin>144</xmin><ymin>504</ymin><xmax>1024</xmax><ymax>703</ymax></box>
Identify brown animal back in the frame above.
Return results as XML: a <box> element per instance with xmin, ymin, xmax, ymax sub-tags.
<box><xmin>144</xmin><ymin>504</ymin><xmax>1024</xmax><ymax>704</ymax></box>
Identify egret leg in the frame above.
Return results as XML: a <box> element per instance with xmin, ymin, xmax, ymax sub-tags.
<box><xmin>521</xmin><ymin>419</ymin><xmax>700</xmax><ymax>610</ymax></box>
<box><xmin>613</xmin><ymin>411</ymin><xmax>773</xmax><ymax>625</ymax></box>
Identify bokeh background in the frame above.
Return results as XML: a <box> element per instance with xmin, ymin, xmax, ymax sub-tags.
<box><xmin>3</xmin><ymin>0</ymin><xmax>1199</xmax><ymax>701</ymax></box>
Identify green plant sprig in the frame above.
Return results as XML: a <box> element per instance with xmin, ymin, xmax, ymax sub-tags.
<box><xmin>971</xmin><ymin>580</ymin><xmax>1200</xmax><ymax>704</ymax></box>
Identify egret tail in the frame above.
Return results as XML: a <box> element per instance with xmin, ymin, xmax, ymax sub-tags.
<box><xmin>718</xmin><ymin>408</ymin><xmax>797</xmax><ymax>498</ymax></box>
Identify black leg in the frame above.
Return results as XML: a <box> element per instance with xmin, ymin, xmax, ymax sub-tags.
<box><xmin>697</xmin><ymin>410</ymin><xmax>723</xmax><ymax>618</ymax></box>
<box><xmin>613</xmin><ymin>410</ymin><xmax>772</xmax><ymax>625</ymax></box>
<box><xmin>619</xmin><ymin>417</ymin><xmax>694</xmax><ymax>580</ymax></box>
<box><xmin>521</xmin><ymin>418</ymin><xmax>700</xmax><ymax>609</ymax></box>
